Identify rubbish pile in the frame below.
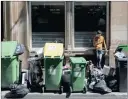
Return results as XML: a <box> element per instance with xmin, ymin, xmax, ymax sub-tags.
<box><xmin>86</xmin><ymin>60</ymin><xmax>120</xmax><ymax>94</ymax></box>
<box><xmin>2</xmin><ymin>41</ymin><xmax>127</xmax><ymax>98</ymax></box>
<box><xmin>88</xmin><ymin>67</ymin><xmax>112</xmax><ymax>94</ymax></box>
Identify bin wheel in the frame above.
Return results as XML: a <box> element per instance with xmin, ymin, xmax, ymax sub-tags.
<box><xmin>82</xmin><ymin>87</ymin><xmax>87</xmax><ymax>94</ymax></box>
<box><xmin>59</xmin><ymin>86</ymin><xmax>63</xmax><ymax>94</ymax></box>
<box><xmin>28</xmin><ymin>85</ymin><xmax>33</xmax><ymax>92</ymax></box>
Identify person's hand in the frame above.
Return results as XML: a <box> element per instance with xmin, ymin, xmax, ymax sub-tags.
<box><xmin>105</xmin><ymin>49</ymin><xmax>108</xmax><ymax>55</ymax></box>
<box><xmin>105</xmin><ymin>52</ymin><xmax>108</xmax><ymax>56</ymax></box>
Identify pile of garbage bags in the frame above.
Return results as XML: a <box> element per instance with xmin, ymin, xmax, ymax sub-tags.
<box><xmin>86</xmin><ymin>61</ymin><xmax>119</xmax><ymax>94</ymax></box>
<box><xmin>26</xmin><ymin>54</ymin><xmax>118</xmax><ymax>94</ymax></box>
<box><xmin>88</xmin><ymin>68</ymin><xmax>112</xmax><ymax>94</ymax></box>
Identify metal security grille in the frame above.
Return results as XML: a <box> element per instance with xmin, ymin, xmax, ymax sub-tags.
<box><xmin>75</xmin><ymin>32</ymin><xmax>105</xmax><ymax>47</ymax></box>
<box><xmin>32</xmin><ymin>32</ymin><xmax>65</xmax><ymax>48</ymax></box>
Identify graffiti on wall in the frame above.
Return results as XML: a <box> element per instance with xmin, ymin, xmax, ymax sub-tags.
<box><xmin>111</xmin><ymin>39</ymin><xmax>128</xmax><ymax>45</ymax></box>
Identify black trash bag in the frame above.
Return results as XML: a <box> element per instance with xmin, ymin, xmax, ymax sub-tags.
<box><xmin>109</xmin><ymin>80</ymin><xmax>117</xmax><ymax>87</ymax></box>
<box><xmin>93</xmin><ymin>80</ymin><xmax>112</xmax><ymax>94</ymax></box>
<box><xmin>108</xmin><ymin>80</ymin><xmax>118</xmax><ymax>91</ymax></box>
<box><xmin>27</xmin><ymin>57</ymin><xmax>43</xmax><ymax>92</ymax></box>
<box><xmin>105</xmin><ymin>76</ymin><xmax>118</xmax><ymax>92</ymax></box>
<box><xmin>5</xmin><ymin>84</ymin><xmax>29</xmax><ymax>98</ymax></box>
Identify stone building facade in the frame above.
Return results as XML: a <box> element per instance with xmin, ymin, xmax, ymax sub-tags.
<box><xmin>1</xmin><ymin>1</ymin><xmax>128</xmax><ymax>69</ymax></box>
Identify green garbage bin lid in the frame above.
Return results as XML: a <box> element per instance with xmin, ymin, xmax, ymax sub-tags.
<box><xmin>70</xmin><ymin>57</ymin><xmax>86</xmax><ymax>64</ymax></box>
<box><xmin>117</xmin><ymin>45</ymin><xmax>128</xmax><ymax>51</ymax></box>
<box><xmin>1</xmin><ymin>41</ymin><xmax>18</xmax><ymax>58</ymax></box>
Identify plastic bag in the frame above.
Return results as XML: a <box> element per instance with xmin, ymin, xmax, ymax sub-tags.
<box><xmin>14</xmin><ymin>44</ymin><xmax>25</xmax><ymax>55</ymax></box>
<box><xmin>106</xmin><ymin>76</ymin><xmax>118</xmax><ymax>92</ymax></box>
<box><xmin>5</xmin><ymin>84</ymin><xmax>29</xmax><ymax>98</ymax></box>
<box><xmin>89</xmin><ymin>68</ymin><xmax>111</xmax><ymax>94</ymax></box>
<box><xmin>93</xmin><ymin>80</ymin><xmax>112</xmax><ymax>94</ymax></box>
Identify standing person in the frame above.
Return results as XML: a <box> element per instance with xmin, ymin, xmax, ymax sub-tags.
<box><xmin>93</xmin><ymin>30</ymin><xmax>107</xmax><ymax>69</ymax></box>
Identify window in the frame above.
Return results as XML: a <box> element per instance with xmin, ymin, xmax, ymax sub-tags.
<box><xmin>32</xmin><ymin>5</ymin><xmax>65</xmax><ymax>32</ymax></box>
<box><xmin>75</xmin><ymin>5</ymin><xmax>106</xmax><ymax>32</ymax></box>
<box><xmin>74</xmin><ymin>2</ymin><xmax>107</xmax><ymax>47</ymax></box>
<box><xmin>31</xmin><ymin>3</ymin><xmax>65</xmax><ymax>48</ymax></box>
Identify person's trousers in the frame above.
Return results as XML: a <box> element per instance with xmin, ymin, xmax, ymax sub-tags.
<box><xmin>96</xmin><ymin>49</ymin><xmax>104</xmax><ymax>68</ymax></box>
<box><xmin>61</xmin><ymin>74</ymin><xmax>71</xmax><ymax>93</ymax></box>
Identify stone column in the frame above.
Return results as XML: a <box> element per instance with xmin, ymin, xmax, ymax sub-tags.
<box><xmin>3</xmin><ymin>1</ymin><xmax>11</xmax><ymax>40</ymax></box>
<box><xmin>4</xmin><ymin>1</ymin><xmax>30</xmax><ymax>69</ymax></box>
<box><xmin>109</xmin><ymin>2</ymin><xmax>128</xmax><ymax>68</ymax></box>
<box><xmin>15</xmin><ymin>1</ymin><xmax>30</xmax><ymax>69</ymax></box>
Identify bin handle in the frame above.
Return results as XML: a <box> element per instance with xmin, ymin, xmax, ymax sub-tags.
<box><xmin>81</xmin><ymin>65</ymin><xmax>85</xmax><ymax>68</ymax></box>
<box><xmin>4</xmin><ymin>55</ymin><xmax>10</xmax><ymax>58</ymax></box>
<box><xmin>44</xmin><ymin>56</ymin><xmax>63</xmax><ymax>59</ymax></box>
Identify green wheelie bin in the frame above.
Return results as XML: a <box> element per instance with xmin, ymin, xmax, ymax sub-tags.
<box><xmin>69</xmin><ymin>57</ymin><xmax>87</xmax><ymax>93</ymax></box>
<box><xmin>1</xmin><ymin>41</ymin><xmax>23</xmax><ymax>88</ymax></box>
<box><xmin>43</xmin><ymin>43</ymin><xmax>64</xmax><ymax>93</ymax></box>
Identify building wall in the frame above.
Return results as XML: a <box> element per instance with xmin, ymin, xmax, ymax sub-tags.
<box><xmin>2</xmin><ymin>1</ymin><xmax>128</xmax><ymax>69</ymax></box>
<box><xmin>109</xmin><ymin>2</ymin><xmax>128</xmax><ymax>68</ymax></box>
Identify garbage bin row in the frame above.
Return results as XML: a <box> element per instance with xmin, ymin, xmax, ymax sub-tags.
<box><xmin>1</xmin><ymin>41</ymin><xmax>128</xmax><ymax>93</ymax></box>
<box><xmin>42</xmin><ymin>43</ymin><xmax>87</xmax><ymax>93</ymax></box>
<box><xmin>1</xmin><ymin>42</ymin><xmax>87</xmax><ymax>94</ymax></box>
<box><xmin>42</xmin><ymin>56</ymin><xmax>87</xmax><ymax>93</ymax></box>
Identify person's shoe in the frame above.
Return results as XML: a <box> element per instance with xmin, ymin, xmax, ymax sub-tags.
<box><xmin>66</xmin><ymin>87</ymin><xmax>72</xmax><ymax>98</ymax></box>
<box><xmin>97</xmin><ymin>67</ymin><xmax>101</xmax><ymax>69</ymax></box>
<box><xmin>66</xmin><ymin>92</ymin><xmax>71</xmax><ymax>98</ymax></box>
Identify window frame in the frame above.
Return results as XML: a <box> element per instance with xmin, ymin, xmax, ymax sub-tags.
<box><xmin>29</xmin><ymin>1</ymin><xmax>110</xmax><ymax>52</ymax></box>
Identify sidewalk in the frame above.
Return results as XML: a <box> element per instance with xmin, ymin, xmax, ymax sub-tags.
<box><xmin>1</xmin><ymin>91</ymin><xmax>127</xmax><ymax>96</ymax></box>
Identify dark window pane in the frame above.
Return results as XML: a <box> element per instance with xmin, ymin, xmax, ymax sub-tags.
<box><xmin>74</xmin><ymin>2</ymin><xmax>107</xmax><ymax>47</ymax></box>
<box><xmin>32</xmin><ymin>5</ymin><xmax>65</xmax><ymax>32</ymax></box>
<box><xmin>31</xmin><ymin>4</ymin><xmax>65</xmax><ymax>48</ymax></box>
<box><xmin>75</xmin><ymin>5</ymin><xmax>106</xmax><ymax>32</ymax></box>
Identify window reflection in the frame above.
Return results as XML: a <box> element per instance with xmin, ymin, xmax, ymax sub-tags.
<box><xmin>32</xmin><ymin>5</ymin><xmax>65</xmax><ymax>32</ymax></box>
<box><xmin>74</xmin><ymin>3</ymin><xmax>107</xmax><ymax>47</ymax></box>
<box><xmin>31</xmin><ymin>4</ymin><xmax>65</xmax><ymax>48</ymax></box>
<box><xmin>75</xmin><ymin>5</ymin><xmax>106</xmax><ymax>32</ymax></box>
